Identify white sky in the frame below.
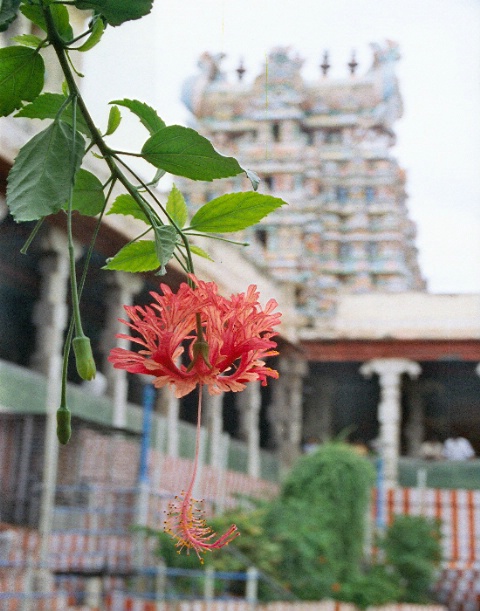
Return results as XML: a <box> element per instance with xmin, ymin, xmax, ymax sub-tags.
<box><xmin>83</xmin><ymin>0</ymin><xmax>480</xmax><ymax>294</ymax></box>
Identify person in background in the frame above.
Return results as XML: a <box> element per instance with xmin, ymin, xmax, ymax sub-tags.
<box><xmin>442</xmin><ymin>434</ymin><xmax>475</xmax><ymax>461</ymax></box>
<box><xmin>302</xmin><ymin>436</ymin><xmax>320</xmax><ymax>454</ymax></box>
<box><xmin>420</xmin><ymin>436</ymin><xmax>444</xmax><ymax>460</ymax></box>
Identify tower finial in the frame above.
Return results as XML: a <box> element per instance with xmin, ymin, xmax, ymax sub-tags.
<box><xmin>320</xmin><ymin>51</ymin><xmax>330</xmax><ymax>77</ymax></box>
<box><xmin>348</xmin><ymin>51</ymin><xmax>358</xmax><ymax>76</ymax></box>
<box><xmin>236</xmin><ymin>58</ymin><xmax>246</xmax><ymax>81</ymax></box>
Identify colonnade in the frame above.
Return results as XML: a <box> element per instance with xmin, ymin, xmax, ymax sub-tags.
<box><xmin>30</xmin><ymin>227</ymin><xmax>480</xmax><ymax>499</ymax></box>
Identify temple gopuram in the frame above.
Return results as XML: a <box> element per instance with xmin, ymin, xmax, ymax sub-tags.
<box><xmin>180</xmin><ymin>43</ymin><xmax>425</xmax><ymax>328</ymax></box>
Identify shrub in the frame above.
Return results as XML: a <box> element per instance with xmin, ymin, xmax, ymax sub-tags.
<box><xmin>264</xmin><ymin>442</ymin><xmax>375</xmax><ymax>599</ymax></box>
<box><xmin>382</xmin><ymin>514</ymin><xmax>442</xmax><ymax>603</ymax></box>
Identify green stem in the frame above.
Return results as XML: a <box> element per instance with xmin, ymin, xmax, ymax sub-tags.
<box><xmin>65</xmin><ymin>94</ymin><xmax>85</xmax><ymax>338</ymax></box>
<box><xmin>112</xmin><ymin>154</ymin><xmax>197</xmax><ymax>280</ymax></box>
<box><xmin>60</xmin><ymin>179</ymin><xmax>115</xmax><ymax>406</ymax></box>
<box><xmin>20</xmin><ymin>217</ymin><xmax>45</xmax><ymax>254</ymax></box>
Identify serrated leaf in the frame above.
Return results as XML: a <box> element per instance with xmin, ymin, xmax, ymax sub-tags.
<box><xmin>103</xmin><ymin>240</ymin><xmax>159</xmax><ymax>272</ymax></box>
<box><xmin>74</xmin><ymin>0</ymin><xmax>153</xmax><ymax>26</ymax></box>
<box><xmin>154</xmin><ymin>225</ymin><xmax>177</xmax><ymax>275</ymax></box>
<box><xmin>64</xmin><ymin>169</ymin><xmax>105</xmax><ymax>216</ymax></box>
<box><xmin>7</xmin><ymin>121</ymin><xmax>85</xmax><ymax>222</ymax></box>
<box><xmin>0</xmin><ymin>0</ymin><xmax>21</xmax><ymax>33</ymax></box>
<box><xmin>189</xmin><ymin>244</ymin><xmax>214</xmax><ymax>262</ymax></box>
<box><xmin>141</xmin><ymin>125</ymin><xmax>244</xmax><ymax>181</ymax></box>
<box><xmin>76</xmin><ymin>16</ymin><xmax>104</xmax><ymax>52</ymax></box>
<box><xmin>188</xmin><ymin>192</ymin><xmax>286</xmax><ymax>233</ymax></box>
<box><xmin>15</xmin><ymin>93</ymin><xmax>91</xmax><ymax>137</ymax></box>
<box><xmin>20</xmin><ymin>3</ymin><xmax>73</xmax><ymax>40</ymax></box>
<box><xmin>0</xmin><ymin>46</ymin><xmax>44</xmax><ymax>116</ymax></box>
<box><xmin>105</xmin><ymin>105</ymin><xmax>121</xmax><ymax>136</ymax></box>
<box><xmin>106</xmin><ymin>194</ymin><xmax>150</xmax><ymax>224</ymax></box>
<box><xmin>166</xmin><ymin>184</ymin><xmax>188</xmax><ymax>228</ymax></box>
<box><xmin>11</xmin><ymin>34</ymin><xmax>43</xmax><ymax>48</ymax></box>
<box><xmin>110</xmin><ymin>98</ymin><xmax>166</xmax><ymax>135</ymax></box>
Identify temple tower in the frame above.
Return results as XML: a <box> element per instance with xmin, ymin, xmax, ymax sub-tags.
<box><xmin>180</xmin><ymin>43</ymin><xmax>425</xmax><ymax>329</ymax></box>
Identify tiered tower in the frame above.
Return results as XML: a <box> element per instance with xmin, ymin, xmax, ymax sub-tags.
<box><xmin>181</xmin><ymin>43</ymin><xmax>425</xmax><ymax>328</ymax></box>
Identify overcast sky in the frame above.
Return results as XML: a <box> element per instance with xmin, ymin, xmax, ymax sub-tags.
<box><xmin>83</xmin><ymin>0</ymin><xmax>480</xmax><ymax>294</ymax></box>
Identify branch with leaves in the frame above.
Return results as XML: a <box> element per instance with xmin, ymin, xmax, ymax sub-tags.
<box><xmin>0</xmin><ymin>0</ymin><xmax>286</xmax><ymax>449</ymax></box>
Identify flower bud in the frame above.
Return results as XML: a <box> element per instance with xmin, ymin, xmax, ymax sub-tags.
<box><xmin>187</xmin><ymin>340</ymin><xmax>212</xmax><ymax>371</ymax></box>
<box><xmin>56</xmin><ymin>405</ymin><xmax>71</xmax><ymax>445</ymax></box>
<box><xmin>72</xmin><ymin>335</ymin><xmax>96</xmax><ymax>381</ymax></box>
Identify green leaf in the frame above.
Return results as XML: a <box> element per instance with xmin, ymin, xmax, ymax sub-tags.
<box><xmin>189</xmin><ymin>244</ymin><xmax>214</xmax><ymax>262</ymax></box>
<box><xmin>154</xmin><ymin>225</ymin><xmax>177</xmax><ymax>275</ymax></box>
<box><xmin>0</xmin><ymin>0</ymin><xmax>20</xmax><ymax>33</ymax></box>
<box><xmin>74</xmin><ymin>0</ymin><xmax>153</xmax><ymax>26</ymax></box>
<box><xmin>110</xmin><ymin>98</ymin><xmax>166</xmax><ymax>135</ymax></box>
<box><xmin>11</xmin><ymin>34</ymin><xmax>43</xmax><ymax>48</ymax></box>
<box><xmin>103</xmin><ymin>240</ymin><xmax>159</xmax><ymax>272</ymax></box>
<box><xmin>188</xmin><ymin>192</ymin><xmax>286</xmax><ymax>233</ymax></box>
<box><xmin>106</xmin><ymin>194</ymin><xmax>150</xmax><ymax>224</ymax></box>
<box><xmin>105</xmin><ymin>105</ymin><xmax>121</xmax><ymax>136</ymax></box>
<box><xmin>0</xmin><ymin>46</ymin><xmax>44</xmax><ymax>116</ymax></box>
<box><xmin>15</xmin><ymin>93</ymin><xmax>91</xmax><ymax>137</ymax></box>
<box><xmin>65</xmin><ymin>169</ymin><xmax>105</xmax><ymax>216</ymax></box>
<box><xmin>20</xmin><ymin>3</ymin><xmax>73</xmax><ymax>40</ymax></box>
<box><xmin>76</xmin><ymin>16</ymin><xmax>105</xmax><ymax>52</ymax></box>
<box><xmin>141</xmin><ymin>125</ymin><xmax>244</xmax><ymax>181</ymax></box>
<box><xmin>6</xmin><ymin>121</ymin><xmax>86</xmax><ymax>222</ymax></box>
<box><xmin>166</xmin><ymin>184</ymin><xmax>188</xmax><ymax>228</ymax></box>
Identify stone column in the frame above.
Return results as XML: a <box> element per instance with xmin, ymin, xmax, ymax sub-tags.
<box><xmin>360</xmin><ymin>358</ymin><xmax>421</xmax><ymax>488</ymax></box>
<box><xmin>268</xmin><ymin>357</ymin><xmax>307</xmax><ymax>471</ymax></box>
<box><xmin>101</xmin><ymin>272</ymin><xmax>143</xmax><ymax>428</ymax></box>
<box><xmin>30</xmin><ymin>228</ymin><xmax>71</xmax><ymax>594</ymax></box>
<box><xmin>237</xmin><ymin>381</ymin><xmax>262</xmax><ymax>478</ymax></box>
<box><xmin>203</xmin><ymin>390</ymin><xmax>224</xmax><ymax>469</ymax></box>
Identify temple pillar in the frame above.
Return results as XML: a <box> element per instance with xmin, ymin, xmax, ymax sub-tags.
<box><xmin>101</xmin><ymin>272</ymin><xmax>143</xmax><ymax>428</ymax></box>
<box><xmin>237</xmin><ymin>381</ymin><xmax>262</xmax><ymax>478</ymax></box>
<box><xmin>30</xmin><ymin>229</ymin><xmax>71</xmax><ymax>593</ymax></box>
<box><xmin>269</xmin><ymin>357</ymin><xmax>307</xmax><ymax>471</ymax></box>
<box><xmin>360</xmin><ymin>358</ymin><xmax>421</xmax><ymax>488</ymax></box>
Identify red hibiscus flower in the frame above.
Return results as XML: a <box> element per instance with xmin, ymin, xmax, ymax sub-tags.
<box><xmin>108</xmin><ymin>275</ymin><xmax>281</xmax><ymax>398</ymax></box>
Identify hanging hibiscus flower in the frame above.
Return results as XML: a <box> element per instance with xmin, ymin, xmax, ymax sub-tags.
<box><xmin>109</xmin><ymin>274</ymin><xmax>281</xmax><ymax>560</ymax></box>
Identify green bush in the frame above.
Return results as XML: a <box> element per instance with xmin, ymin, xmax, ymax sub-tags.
<box><xmin>264</xmin><ymin>442</ymin><xmax>375</xmax><ymax>599</ymax></box>
<box><xmin>339</xmin><ymin>566</ymin><xmax>402</xmax><ymax>610</ymax></box>
<box><xmin>382</xmin><ymin>514</ymin><xmax>442</xmax><ymax>603</ymax></box>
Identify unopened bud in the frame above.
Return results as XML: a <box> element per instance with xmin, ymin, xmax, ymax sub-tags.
<box><xmin>187</xmin><ymin>340</ymin><xmax>213</xmax><ymax>371</ymax></box>
<box><xmin>56</xmin><ymin>405</ymin><xmax>71</xmax><ymax>445</ymax></box>
<box><xmin>73</xmin><ymin>335</ymin><xmax>96</xmax><ymax>381</ymax></box>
